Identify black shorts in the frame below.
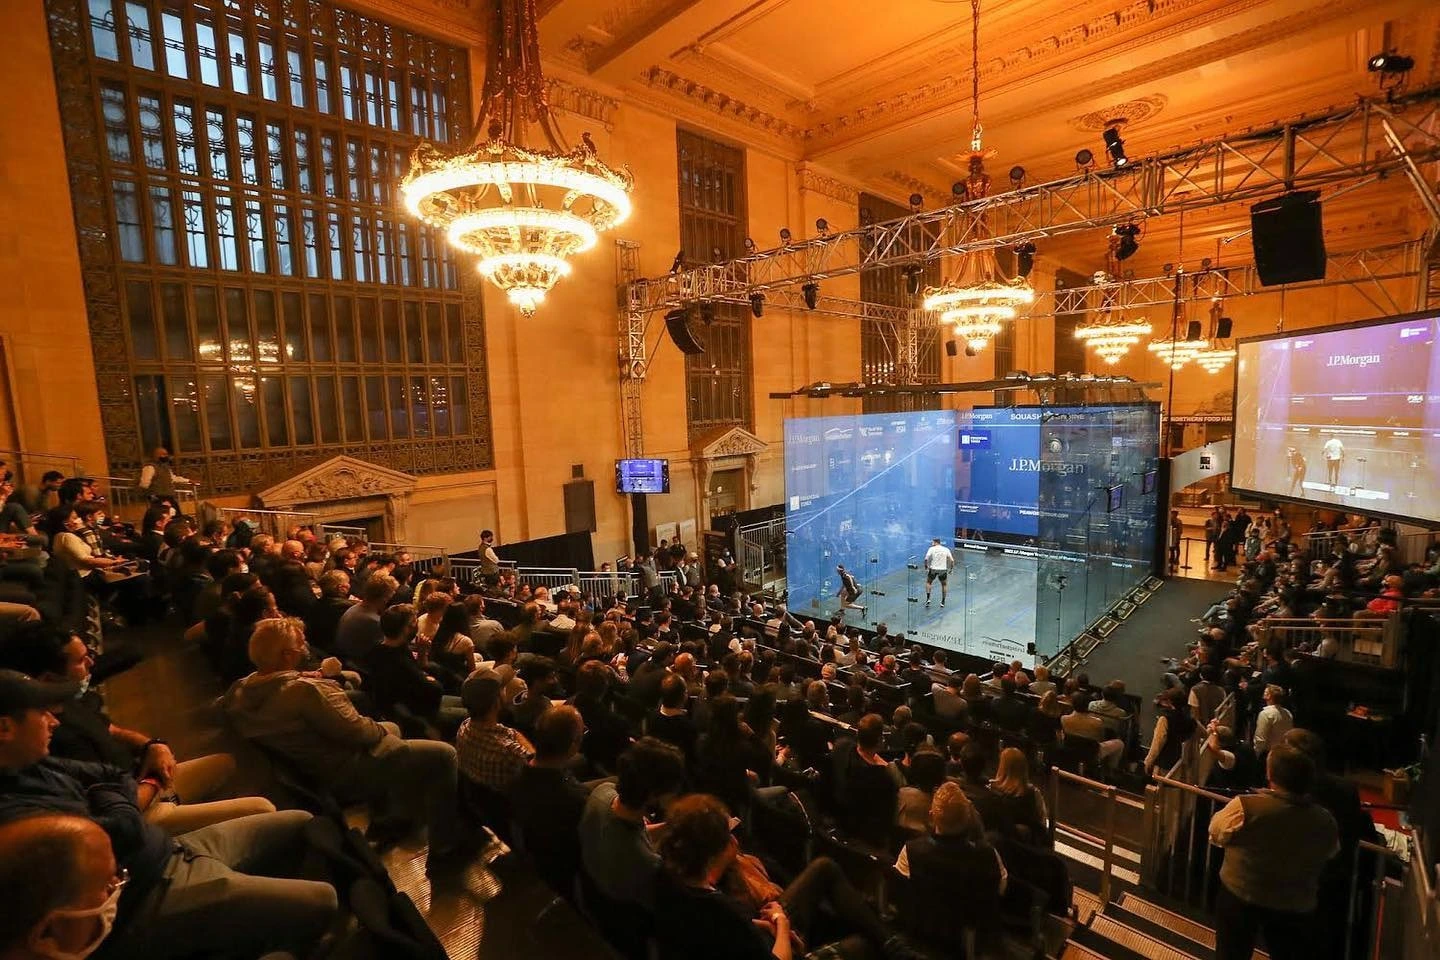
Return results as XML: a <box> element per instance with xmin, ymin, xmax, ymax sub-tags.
<box><xmin>926</xmin><ymin>569</ymin><xmax>948</xmax><ymax>584</ymax></box>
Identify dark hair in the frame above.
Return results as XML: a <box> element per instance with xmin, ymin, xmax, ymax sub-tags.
<box><xmin>660</xmin><ymin>672</ymin><xmax>688</xmax><ymax>709</ymax></box>
<box><xmin>41</xmin><ymin>470</ymin><xmax>65</xmax><ymax>484</ymax></box>
<box><xmin>657</xmin><ymin>793</ymin><xmax>732</xmax><ymax>883</ymax></box>
<box><xmin>614</xmin><ymin>737</ymin><xmax>685</xmax><ymax>810</ymax></box>
<box><xmin>908</xmin><ymin>749</ymin><xmax>947</xmax><ymax>793</ymax></box>
<box><xmin>999</xmin><ymin>677</ymin><xmax>1015</xmax><ymax>696</ymax></box>
<box><xmin>705</xmin><ymin>694</ymin><xmax>743</xmax><ymax>740</ymax></box>
<box><xmin>1282</xmin><ymin>727</ymin><xmax>1328</xmax><ymax>768</ymax></box>
<box><xmin>1266</xmin><ymin>745</ymin><xmax>1316</xmax><ymax>795</ymax></box>
<box><xmin>743</xmin><ymin>687</ymin><xmax>777</xmax><ymax>734</ymax></box>
<box><xmin>959</xmin><ymin>742</ymin><xmax>988</xmax><ymax>780</ymax></box>
<box><xmin>901</xmin><ymin>721</ymin><xmax>930</xmax><ymax>756</ymax></box>
<box><xmin>205</xmin><ymin>548</ymin><xmax>244</xmax><ymax>581</ymax></box>
<box><xmin>532</xmin><ymin>704</ymin><xmax>583</xmax><ymax>761</ymax></box>
<box><xmin>489</xmin><ymin>635</ymin><xmax>516</xmax><ymax>664</ymax></box>
<box><xmin>379</xmin><ymin>603</ymin><xmax>416</xmax><ymax>640</ymax></box>
<box><xmin>0</xmin><ymin>623</ymin><xmax>76</xmax><ymax>679</ymax></box>
<box><xmin>433</xmin><ymin>603</ymin><xmax>470</xmax><ymax>651</ymax></box>
<box><xmin>703</xmin><ymin>671</ymin><xmax>729</xmax><ymax>698</ymax></box>
<box><xmin>575</xmin><ymin>660</ymin><xmax>611</xmax><ymax>700</ymax></box>
<box><xmin>856</xmin><ymin>713</ymin><xmax>885</xmax><ymax>750</ymax></box>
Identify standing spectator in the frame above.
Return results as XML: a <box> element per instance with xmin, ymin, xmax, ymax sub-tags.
<box><xmin>1253</xmin><ymin>684</ymin><xmax>1294</xmax><ymax>762</ymax></box>
<box><xmin>137</xmin><ymin>446</ymin><xmax>191</xmax><ymax>509</ymax></box>
<box><xmin>1208</xmin><ymin>746</ymin><xmax>1339</xmax><ymax>960</ymax></box>
<box><xmin>1144</xmin><ymin>687</ymin><xmax>1198</xmax><ymax>778</ymax></box>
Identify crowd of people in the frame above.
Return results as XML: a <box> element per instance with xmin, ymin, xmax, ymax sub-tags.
<box><xmin>0</xmin><ymin>469</ymin><xmax>1427</xmax><ymax>960</ymax></box>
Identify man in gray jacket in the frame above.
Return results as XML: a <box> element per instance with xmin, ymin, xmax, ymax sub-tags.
<box><xmin>222</xmin><ymin>617</ymin><xmax>464</xmax><ymax>876</ymax></box>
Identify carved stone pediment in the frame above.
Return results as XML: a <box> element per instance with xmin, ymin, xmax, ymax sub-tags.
<box><xmin>693</xmin><ymin>426</ymin><xmax>766</xmax><ymax>460</ymax></box>
<box><xmin>257</xmin><ymin>456</ymin><xmax>418</xmax><ymax>508</ymax></box>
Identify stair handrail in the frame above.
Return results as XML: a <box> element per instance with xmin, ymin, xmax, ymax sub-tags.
<box><xmin>1049</xmin><ymin>767</ymin><xmax>1120</xmax><ymax>906</ymax></box>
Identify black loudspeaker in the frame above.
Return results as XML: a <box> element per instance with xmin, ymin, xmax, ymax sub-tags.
<box><xmin>1185</xmin><ymin>321</ymin><xmax>1203</xmax><ymax>341</ymax></box>
<box><xmin>1215</xmin><ymin>317</ymin><xmax>1233</xmax><ymax>339</ymax></box>
<box><xmin>563</xmin><ymin>479</ymin><xmax>596</xmax><ymax>534</ymax></box>
<box><xmin>1250</xmin><ymin>191</ymin><xmax>1326</xmax><ymax>286</ymax></box>
<box><xmin>945</xmin><ymin>340</ymin><xmax>958</xmax><ymax>357</ymax></box>
<box><xmin>664</xmin><ymin>309</ymin><xmax>706</xmax><ymax>355</ymax></box>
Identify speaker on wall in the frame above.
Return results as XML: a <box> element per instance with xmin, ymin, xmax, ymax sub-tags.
<box><xmin>1215</xmin><ymin>317</ymin><xmax>1233</xmax><ymax>339</ymax></box>
<box><xmin>1250</xmin><ymin>191</ymin><xmax>1326</xmax><ymax>286</ymax></box>
<box><xmin>945</xmin><ymin>340</ymin><xmax>958</xmax><ymax>357</ymax></box>
<box><xmin>663</xmin><ymin>308</ymin><xmax>706</xmax><ymax>355</ymax></box>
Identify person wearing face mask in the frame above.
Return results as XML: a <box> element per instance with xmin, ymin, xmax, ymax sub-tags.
<box><xmin>0</xmin><ymin>813</ymin><xmax>123</xmax><ymax>960</ymax></box>
<box><xmin>46</xmin><ymin>507</ymin><xmax>124</xmax><ymax>648</ymax></box>
<box><xmin>0</xmin><ymin>670</ymin><xmax>338</xmax><ymax>960</ymax></box>
<box><xmin>136</xmin><ymin>448</ymin><xmax>190</xmax><ymax>512</ymax></box>
<box><xmin>0</xmin><ymin>624</ymin><xmax>274</xmax><ymax>834</ymax></box>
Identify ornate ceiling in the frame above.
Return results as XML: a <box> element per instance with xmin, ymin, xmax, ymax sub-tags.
<box><xmin>367</xmin><ymin>0</ymin><xmax>1440</xmax><ymax>267</ymax></box>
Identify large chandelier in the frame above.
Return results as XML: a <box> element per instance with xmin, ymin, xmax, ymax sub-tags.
<box><xmin>1074</xmin><ymin>315</ymin><xmax>1152</xmax><ymax>365</ymax></box>
<box><xmin>921</xmin><ymin>0</ymin><xmax>1033</xmax><ymax>354</ymax></box>
<box><xmin>400</xmin><ymin>0</ymin><xmax>633</xmax><ymax>315</ymax></box>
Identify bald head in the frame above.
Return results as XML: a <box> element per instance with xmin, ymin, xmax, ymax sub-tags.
<box><xmin>0</xmin><ymin>815</ymin><xmax>116</xmax><ymax>955</ymax></box>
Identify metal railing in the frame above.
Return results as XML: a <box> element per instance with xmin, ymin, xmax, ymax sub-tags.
<box><xmin>317</xmin><ymin>523</ymin><xmax>369</xmax><ymax>544</ymax></box>
<box><xmin>738</xmin><ymin>518</ymin><xmax>786</xmax><ymax>594</ymax></box>
<box><xmin>577</xmin><ymin>569</ymin><xmax>638</xmax><ymax>601</ymax></box>
<box><xmin>1254</xmin><ymin>614</ymin><xmax>1402</xmax><ymax>668</ymax></box>
<box><xmin>216</xmin><ymin>507</ymin><xmax>320</xmax><ymax>539</ymax></box>
<box><xmin>366</xmin><ymin>541</ymin><xmax>448</xmax><ymax>578</ymax></box>
<box><xmin>0</xmin><ymin>448</ymin><xmax>85</xmax><ymax>486</ymax></box>
<box><xmin>92</xmin><ymin>475</ymin><xmax>199</xmax><ymax>521</ymax></box>
<box><xmin>515</xmin><ymin>566</ymin><xmax>581</xmax><ymax>592</ymax></box>
<box><xmin>1347</xmin><ymin>839</ymin><xmax>1408</xmax><ymax>960</ymax></box>
<box><xmin>1141</xmin><ymin>774</ymin><xmax>1230</xmax><ymax>908</ymax></box>
<box><xmin>1049</xmin><ymin>768</ymin><xmax>1120</xmax><ymax>905</ymax></box>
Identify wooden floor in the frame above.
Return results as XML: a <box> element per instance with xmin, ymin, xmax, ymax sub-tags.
<box><xmin>102</xmin><ymin>622</ymin><xmax>616</xmax><ymax>960</ymax></box>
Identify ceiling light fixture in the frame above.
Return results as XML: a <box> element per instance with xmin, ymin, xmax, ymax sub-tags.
<box><xmin>1112</xmin><ymin>223</ymin><xmax>1141</xmax><ymax>261</ymax></box>
<box><xmin>1008</xmin><ymin>165</ymin><xmax>1026</xmax><ymax>188</ymax></box>
<box><xmin>1102</xmin><ymin>126</ymin><xmax>1129</xmax><ymax>167</ymax></box>
<box><xmin>909</xmin><ymin>193</ymin><xmax>925</xmax><ymax>212</ymax></box>
<box><xmin>802</xmin><ymin>282</ymin><xmax>820</xmax><ymax>310</ymax></box>
<box><xmin>1147</xmin><ymin>337</ymin><xmax>1207</xmax><ymax>370</ymax></box>
<box><xmin>815</xmin><ymin>218</ymin><xmax>829</xmax><ymax>237</ymax></box>
<box><xmin>920</xmin><ymin>0</ymin><xmax>1034</xmax><ymax>356</ymax></box>
<box><xmin>779</xmin><ymin>227</ymin><xmax>793</xmax><ymax>246</ymax></box>
<box><xmin>400</xmin><ymin>0</ymin><xmax>633</xmax><ymax>316</ymax></box>
<box><xmin>1075</xmin><ymin>148</ymin><xmax>1095</xmax><ymax>171</ymax></box>
<box><xmin>1013</xmin><ymin>242</ymin><xmax>1036</xmax><ymax>278</ymax></box>
<box><xmin>1075</xmin><ymin>315</ymin><xmax>1152</xmax><ymax>365</ymax></box>
<box><xmin>749</xmin><ymin>293</ymin><xmax>765</xmax><ymax>318</ymax></box>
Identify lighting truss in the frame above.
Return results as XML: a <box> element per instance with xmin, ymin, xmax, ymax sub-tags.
<box><xmin>625</xmin><ymin>89</ymin><xmax>1440</xmax><ymax>314</ymax></box>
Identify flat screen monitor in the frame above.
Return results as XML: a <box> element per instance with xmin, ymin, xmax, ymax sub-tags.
<box><xmin>1141</xmin><ymin>469</ymin><xmax>1157</xmax><ymax>495</ymax></box>
<box><xmin>1231</xmin><ymin>311</ymin><xmax>1440</xmax><ymax>524</ymax></box>
<box><xmin>1106</xmin><ymin>483</ymin><xmax>1125</xmax><ymax>513</ymax></box>
<box><xmin>616</xmin><ymin>458</ymin><xmax>670</xmax><ymax>494</ymax></box>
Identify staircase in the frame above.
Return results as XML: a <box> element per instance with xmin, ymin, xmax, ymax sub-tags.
<box><xmin>1048</xmin><ymin>822</ymin><xmax>1267</xmax><ymax>960</ymax></box>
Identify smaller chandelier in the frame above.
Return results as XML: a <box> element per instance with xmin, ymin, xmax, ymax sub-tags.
<box><xmin>1193</xmin><ymin>346</ymin><xmax>1236</xmax><ymax>374</ymax></box>
<box><xmin>1148</xmin><ymin>337</ymin><xmax>1208</xmax><ymax>370</ymax></box>
<box><xmin>924</xmin><ymin>251</ymin><xmax>1034</xmax><ymax>353</ymax></box>
<box><xmin>1074</xmin><ymin>317</ymin><xmax>1152</xmax><ymax>365</ymax></box>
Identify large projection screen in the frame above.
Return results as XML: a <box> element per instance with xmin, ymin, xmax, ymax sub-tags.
<box><xmin>1231</xmin><ymin>311</ymin><xmax>1440</xmax><ymax>524</ymax></box>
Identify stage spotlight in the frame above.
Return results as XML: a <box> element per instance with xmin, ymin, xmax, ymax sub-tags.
<box><xmin>779</xmin><ymin>227</ymin><xmax>792</xmax><ymax>246</ymax></box>
<box><xmin>802</xmin><ymin>282</ymin><xmax>819</xmax><ymax>310</ymax></box>
<box><xmin>749</xmin><ymin>293</ymin><xmax>765</xmax><ymax>318</ymax></box>
<box><xmin>1009</xmin><ymin>165</ymin><xmax>1026</xmax><ymax>187</ymax></box>
<box><xmin>1013</xmin><ymin>241</ymin><xmax>1036</xmax><ymax>278</ymax></box>
<box><xmin>699</xmin><ymin>302</ymin><xmax>716</xmax><ymax>325</ymax></box>
<box><xmin>903</xmin><ymin>265</ymin><xmax>924</xmax><ymax>296</ymax></box>
<box><xmin>1075</xmin><ymin>148</ymin><xmax>1095</xmax><ymax>171</ymax></box>
<box><xmin>1368</xmin><ymin>52</ymin><xmax>1414</xmax><ymax>74</ymax></box>
<box><xmin>710</xmin><ymin>246</ymin><xmax>724</xmax><ymax>263</ymax></box>
<box><xmin>1112</xmin><ymin>223</ymin><xmax>1140</xmax><ymax>261</ymax></box>
<box><xmin>952</xmin><ymin>181</ymin><xmax>967</xmax><ymax>198</ymax></box>
<box><xmin>859</xmin><ymin>207</ymin><xmax>874</xmax><ymax>226</ymax></box>
<box><xmin>909</xmin><ymin>193</ymin><xmax>924</xmax><ymax>212</ymax></box>
<box><xmin>815</xmin><ymin>218</ymin><xmax>829</xmax><ymax>236</ymax></box>
<box><xmin>669</xmin><ymin>250</ymin><xmax>685</xmax><ymax>273</ymax></box>
<box><xmin>743</xmin><ymin>237</ymin><xmax>756</xmax><ymax>253</ymax></box>
<box><xmin>1162</xmin><ymin>262</ymin><xmax>1174</xmax><ymax>275</ymax></box>
<box><xmin>1102</xmin><ymin>126</ymin><xmax>1128</xmax><ymax>167</ymax></box>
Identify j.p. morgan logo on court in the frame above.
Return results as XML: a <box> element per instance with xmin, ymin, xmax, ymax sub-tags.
<box><xmin>1009</xmin><ymin>458</ymin><xmax>1087</xmax><ymax>475</ymax></box>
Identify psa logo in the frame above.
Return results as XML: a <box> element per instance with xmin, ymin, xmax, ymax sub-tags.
<box><xmin>1408</xmin><ymin>395</ymin><xmax>1424</xmax><ymax>404</ymax></box>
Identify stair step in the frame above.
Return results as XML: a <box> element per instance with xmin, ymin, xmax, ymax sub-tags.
<box><xmin>1053</xmin><ymin>832</ymin><xmax>1142</xmax><ymax>887</ymax></box>
<box><xmin>1061</xmin><ymin>941</ymin><xmax>1111</xmax><ymax>960</ymax></box>
<box><xmin>1073</xmin><ymin>887</ymin><xmax>1101</xmax><ymax>924</ymax></box>
<box><xmin>1114</xmin><ymin>893</ymin><xmax>1268</xmax><ymax>960</ymax></box>
<box><xmin>1087</xmin><ymin>913</ymin><xmax>1201</xmax><ymax>960</ymax></box>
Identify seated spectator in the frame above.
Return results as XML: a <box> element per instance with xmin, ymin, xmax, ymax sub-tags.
<box><xmin>897</xmin><ymin>748</ymin><xmax>947</xmax><ymax>834</ymax></box>
<box><xmin>465</xmin><ymin>594</ymin><xmax>504</xmax><ymax>653</ymax></box>
<box><xmin>0</xmin><ymin>670</ymin><xmax>338</xmax><ymax>957</ymax></box>
<box><xmin>989</xmin><ymin>677</ymin><xmax>1030</xmax><ymax>731</ymax></box>
<box><xmin>221</xmin><ymin>618</ymin><xmax>462</xmax><ymax>875</ymax></box>
<box><xmin>509</xmin><ymin>704</ymin><xmax>593</xmax><ymax>899</ymax></box>
<box><xmin>333</xmin><ymin>573</ymin><xmax>398</xmax><ymax>662</ymax></box>
<box><xmin>431</xmin><ymin>602</ymin><xmax>477</xmax><ymax>679</ymax></box>
<box><xmin>303</xmin><ymin>569</ymin><xmax>354</xmax><ymax>656</ymax></box>
<box><xmin>778</xmin><ymin>696</ymin><xmax>831</xmax><ymax>772</ymax></box>
<box><xmin>1090</xmin><ymin>680</ymin><xmax>1132</xmax><ymax>737</ymax></box>
<box><xmin>0</xmin><ymin>624</ymin><xmax>274</xmax><ymax>833</ymax></box>
<box><xmin>580</xmin><ymin>737</ymin><xmax>686</xmax><ymax>912</ymax></box>
<box><xmin>1143</xmin><ymin>687</ymin><xmax>1199</xmax><ymax>778</ymax></box>
<box><xmin>363</xmin><ymin>603</ymin><xmax>466</xmax><ymax>729</ymax></box>
<box><xmin>837</xmin><ymin>685</ymin><xmax>868</xmax><ymax>727</ymax></box>
<box><xmin>262</xmin><ymin>539</ymin><xmax>316</xmax><ymax>617</ymax></box>
<box><xmin>694</xmin><ymin>695</ymin><xmax>777</xmax><ymax>816</ymax></box>
<box><xmin>893</xmin><ymin>783</ymin><xmax>1006</xmax><ymax>952</ymax></box>
<box><xmin>644</xmin><ymin>672</ymin><xmax>698</xmax><ymax>765</ymax></box>
<box><xmin>455</xmin><ymin>668</ymin><xmax>533</xmax><ymax>793</ymax></box>
<box><xmin>987</xmin><ymin>746</ymin><xmax>1049</xmax><ymax>845</ymax></box>
<box><xmin>1061</xmin><ymin>696</ymin><xmax>1124</xmax><ymax>768</ymax></box>
<box><xmin>833</xmin><ymin>714</ymin><xmax>901</xmax><ymax>849</ymax></box>
<box><xmin>1252</xmin><ymin>684</ymin><xmax>1294</xmax><ymax>761</ymax></box>
<box><xmin>932</xmin><ymin>674</ymin><xmax>967</xmax><ymax>722</ymax></box>
<box><xmin>573</xmin><ymin>660</ymin><xmax>633</xmax><ymax>774</ymax></box>
<box><xmin>961</xmin><ymin>674</ymin><xmax>990</xmax><ymax>723</ymax></box>
<box><xmin>510</xmin><ymin>657</ymin><xmax>558</xmax><ymax>740</ymax></box>
<box><xmin>654</xmin><ymin>793</ymin><xmax>893</xmax><ymax>960</ymax></box>
<box><xmin>0</xmin><ymin>813</ymin><xmax>124</xmax><ymax>960</ymax></box>
<box><xmin>1030</xmin><ymin>690</ymin><xmax>1066</xmax><ymax>747</ymax></box>
<box><xmin>1028</xmin><ymin>664</ymin><xmax>1056</xmax><ymax>697</ymax></box>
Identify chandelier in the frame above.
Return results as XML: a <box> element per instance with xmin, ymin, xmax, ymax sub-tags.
<box><xmin>921</xmin><ymin>0</ymin><xmax>1033</xmax><ymax>354</ymax></box>
<box><xmin>1193</xmin><ymin>346</ymin><xmax>1237</xmax><ymax>373</ymax></box>
<box><xmin>1147</xmin><ymin>337</ymin><xmax>1207</xmax><ymax>370</ymax></box>
<box><xmin>1074</xmin><ymin>315</ymin><xmax>1152</xmax><ymax>365</ymax></box>
<box><xmin>400</xmin><ymin>0</ymin><xmax>633</xmax><ymax>315</ymax></box>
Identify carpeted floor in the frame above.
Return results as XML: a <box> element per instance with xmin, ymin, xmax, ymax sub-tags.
<box><xmin>1076</xmin><ymin>577</ymin><xmax>1234</xmax><ymax>730</ymax></box>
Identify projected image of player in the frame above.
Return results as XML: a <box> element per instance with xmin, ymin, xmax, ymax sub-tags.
<box><xmin>1322</xmin><ymin>436</ymin><xmax>1345</xmax><ymax>488</ymax></box>
<box><xmin>1285</xmin><ymin>446</ymin><xmax>1307</xmax><ymax>495</ymax></box>
<box><xmin>923</xmin><ymin>537</ymin><xmax>955</xmax><ymax>607</ymax></box>
<box><xmin>835</xmin><ymin>563</ymin><xmax>866</xmax><ymax>618</ymax></box>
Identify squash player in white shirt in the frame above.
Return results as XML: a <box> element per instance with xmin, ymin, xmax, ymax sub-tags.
<box><xmin>923</xmin><ymin>537</ymin><xmax>955</xmax><ymax>608</ymax></box>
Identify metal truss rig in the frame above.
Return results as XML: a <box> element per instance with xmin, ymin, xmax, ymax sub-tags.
<box><xmin>626</xmin><ymin>88</ymin><xmax>1440</xmax><ymax>313</ymax></box>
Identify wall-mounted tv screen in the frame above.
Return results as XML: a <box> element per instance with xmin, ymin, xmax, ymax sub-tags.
<box><xmin>1231</xmin><ymin>311</ymin><xmax>1440</xmax><ymax>524</ymax></box>
<box><xmin>616</xmin><ymin>458</ymin><xmax>670</xmax><ymax>494</ymax></box>
<box><xmin>1141</xmin><ymin>469</ymin><xmax>1157</xmax><ymax>495</ymax></box>
<box><xmin>1106</xmin><ymin>484</ymin><xmax>1125</xmax><ymax>513</ymax></box>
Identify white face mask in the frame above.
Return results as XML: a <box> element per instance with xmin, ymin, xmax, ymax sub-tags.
<box><xmin>31</xmin><ymin>871</ymin><xmax>125</xmax><ymax>960</ymax></box>
<box><xmin>75</xmin><ymin>675</ymin><xmax>90</xmax><ymax>697</ymax></box>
